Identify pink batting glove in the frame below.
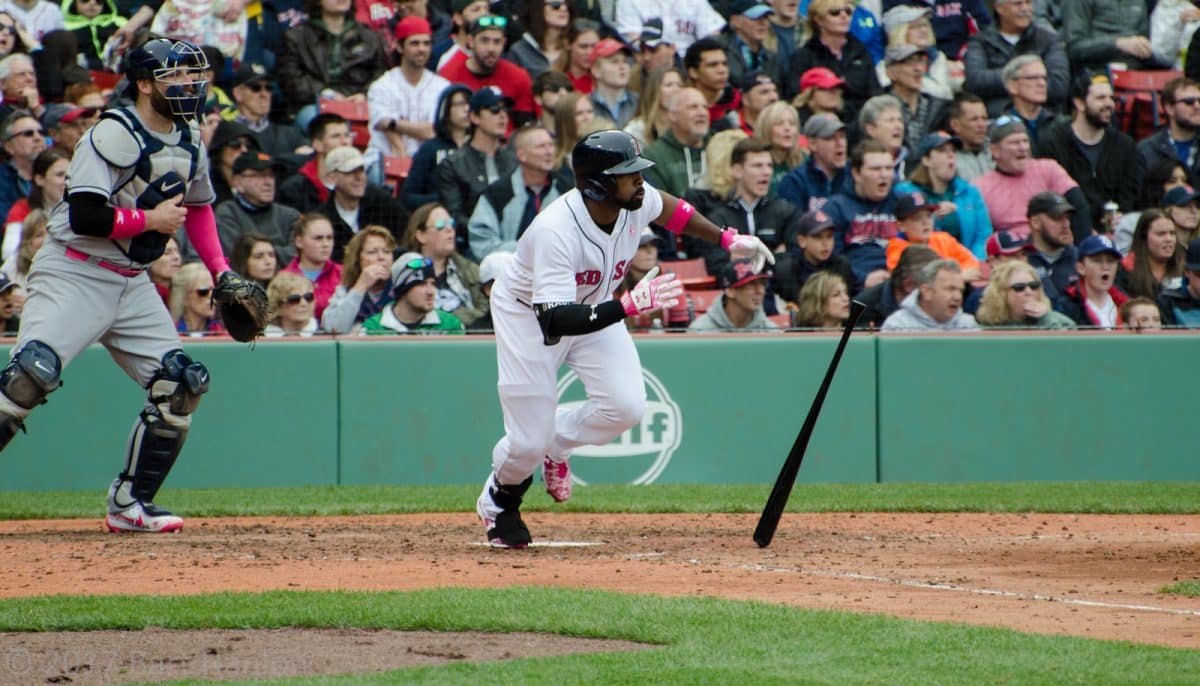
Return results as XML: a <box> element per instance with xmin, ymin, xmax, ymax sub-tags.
<box><xmin>720</xmin><ymin>228</ymin><xmax>775</xmax><ymax>273</ymax></box>
<box><xmin>620</xmin><ymin>266</ymin><xmax>683</xmax><ymax>316</ymax></box>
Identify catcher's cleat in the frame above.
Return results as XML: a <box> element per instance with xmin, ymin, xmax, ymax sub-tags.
<box><xmin>477</xmin><ymin>474</ymin><xmax>532</xmax><ymax>548</ymax></box>
<box><xmin>542</xmin><ymin>456</ymin><xmax>572</xmax><ymax>503</ymax></box>
<box><xmin>105</xmin><ymin>500</ymin><xmax>184</xmax><ymax>533</ymax></box>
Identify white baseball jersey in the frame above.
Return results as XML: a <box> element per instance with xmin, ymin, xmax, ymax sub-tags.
<box><xmin>367</xmin><ymin>68</ymin><xmax>450</xmax><ymax>157</ymax></box>
<box><xmin>500</xmin><ymin>183</ymin><xmax>664</xmax><ymax>308</ymax></box>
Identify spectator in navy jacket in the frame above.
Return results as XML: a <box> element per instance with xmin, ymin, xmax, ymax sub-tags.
<box><xmin>823</xmin><ymin>139</ymin><xmax>899</xmax><ymax>289</ymax></box>
<box><xmin>778</xmin><ymin>113</ymin><xmax>850</xmax><ymax>213</ymax></box>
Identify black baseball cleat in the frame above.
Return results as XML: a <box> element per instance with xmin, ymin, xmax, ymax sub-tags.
<box><xmin>477</xmin><ymin>475</ymin><xmax>533</xmax><ymax>548</ymax></box>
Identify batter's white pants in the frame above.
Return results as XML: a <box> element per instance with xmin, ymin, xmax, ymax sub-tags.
<box><xmin>489</xmin><ymin>287</ymin><xmax>646</xmax><ymax>486</ymax></box>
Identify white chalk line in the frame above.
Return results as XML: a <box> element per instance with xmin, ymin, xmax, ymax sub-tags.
<box><xmin>710</xmin><ymin>560</ymin><xmax>1200</xmax><ymax>618</ymax></box>
<box><xmin>469</xmin><ymin>541</ymin><xmax>605</xmax><ymax>548</ymax></box>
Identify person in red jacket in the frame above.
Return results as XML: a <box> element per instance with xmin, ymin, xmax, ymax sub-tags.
<box><xmin>1057</xmin><ymin>234</ymin><xmax>1129</xmax><ymax>329</ymax></box>
<box><xmin>437</xmin><ymin>15</ymin><xmax>535</xmax><ymax>127</ymax></box>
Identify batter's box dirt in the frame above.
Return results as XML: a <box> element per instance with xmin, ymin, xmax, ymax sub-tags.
<box><xmin>1</xmin><ymin>513</ymin><xmax>1197</xmax><ymax>649</ymax></box>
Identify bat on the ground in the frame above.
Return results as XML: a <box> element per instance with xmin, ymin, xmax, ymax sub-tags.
<box><xmin>753</xmin><ymin>300</ymin><xmax>867</xmax><ymax>548</ymax></box>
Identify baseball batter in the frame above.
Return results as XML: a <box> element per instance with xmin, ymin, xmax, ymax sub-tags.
<box><xmin>0</xmin><ymin>39</ymin><xmax>261</xmax><ymax>533</ymax></box>
<box><xmin>477</xmin><ymin>130</ymin><xmax>774</xmax><ymax>548</ymax></box>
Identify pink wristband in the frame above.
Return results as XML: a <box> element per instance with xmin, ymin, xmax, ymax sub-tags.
<box><xmin>719</xmin><ymin>227</ymin><xmax>738</xmax><ymax>250</ymax></box>
<box><xmin>109</xmin><ymin>208</ymin><xmax>146</xmax><ymax>239</ymax></box>
<box><xmin>663</xmin><ymin>199</ymin><xmax>695</xmax><ymax>235</ymax></box>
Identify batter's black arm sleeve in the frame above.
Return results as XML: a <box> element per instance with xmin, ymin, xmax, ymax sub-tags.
<box><xmin>68</xmin><ymin>192</ymin><xmax>118</xmax><ymax>237</ymax></box>
<box><xmin>534</xmin><ymin>301</ymin><xmax>626</xmax><ymax>344</ymax></box>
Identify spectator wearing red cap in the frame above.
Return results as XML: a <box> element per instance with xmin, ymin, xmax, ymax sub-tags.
<box><xmin>41</xmin><ymin>103</ymin><xmax>91</xmax><ymax>158</ymax></box>
<box><xmin>367</xmin><ymin>16</ymin><xmax>451</xmax><ymax>159</ymax></box>
<box><xmin>794</xmin><ymin>67</ymin><xmax>845</xmax><ymax>123</ymax></box>
<box><xmin>437</xmin><ymin>15</ymin><xmax>535</xmax><ymax>126</ymax></box>
<box><xmin>589</xmin><ymin>38</ymin><xmax>639</xmax><ymax>128</ymax></box>
<box><xmin>985</xmin><ymin>229</ymin><xmax>1034</xmax><ymax>267</ymax></box>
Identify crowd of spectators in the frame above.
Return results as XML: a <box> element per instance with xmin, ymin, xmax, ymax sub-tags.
<box><xmin>0</xmin><ymin>0</ymin><xmax>1198</xmax><ymax>336</ymax></box>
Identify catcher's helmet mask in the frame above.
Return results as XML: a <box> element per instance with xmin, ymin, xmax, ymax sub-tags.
<box><xmin>572</xmin><ymin>130</ymin><xmax>655</xmax><ymax>207</ymax></box>
<box><xmin>124</xmin><ymin>39</ymin><xmax>209</xmax><ymax>122</ymax></box>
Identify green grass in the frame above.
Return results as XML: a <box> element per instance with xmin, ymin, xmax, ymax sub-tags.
<box><xmin>1161</xmin><ymin>581</ymin><xmax>1200</xmax><ymax>597</ymax></box>
<box><xmin>1</xmin><ymin>482</ymin><xmax>1198</xmax><ymax>520</ymax></box>
<box><xmin>0</xmin><ymin>588</ymin><xmax>1196</xmax><ymax>685</ymax></box>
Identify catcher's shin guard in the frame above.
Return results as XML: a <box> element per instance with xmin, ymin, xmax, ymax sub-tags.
<box><xmin>114</xmin><ymin>350</ymin><xmax>209</xmax><ymax>505</ymax></box>
<box><xmin>0</xmin><ymin>341</ymin><xmax>63</xmax><ymax>451</ymax></box>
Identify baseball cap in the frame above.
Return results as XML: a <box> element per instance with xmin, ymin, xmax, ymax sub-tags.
<box><xmin>468</xmin><ymin>14</ymin><xmax>508</xmax><ymax>36</ymax></box>
<box><xmin>1187</xmin><ymin>238</ymin><xmax>1200</xmax><ymax>271</ymax></box>
<box><xmin>451</xmin><ymin>0</ymin><xmax>485</xmax><ymax>12</ymax></box>
<box><xmin>231</xmin><ymin>62</ymin><xmax>270</xmax><ymax>88</ymax></box>
<box><xmin>985</xmin><ymin>230</ymin><xmax>1032</xmax><ymax>258</ymax></box>
<box><xmin>1026</xmin><ymin>191</ymin><xmax>1074</xmax><ymax>218</ymax></box>
<box><xmin>895</xmin><ymin>190</ymin><xmax>938</xmax><ymax>220</ymax></box>
<box><xmin>637</xmin><ymin>227</ymin><xmax>658</xmax><ymax>245</ymax></box>
<box><xmin>885</xmin><ymin>44</ymin><xmax>923</xmax><ymax>65</ymax></box>
<box><xmin>391</xmin><ymin>254</ymin><xmax>436</xmax><ymax>298</ymax></box>
<box><xmin>478</xmin><ymin>250</ymin><xmax>514</xmax><ymax>286</ymax></box>
<box><xmin>882</xmin><ymin>4</ymin><xmax>932</xmax><ymax>33</ymax></box>
<box><xmin>324</xmin><ymin>146</ymin><xmax>366</xmax><ymax>173</ymax></box>
<box><xmin>395</xmin><ymin>15</ymin><xmax>433</xmax><ymax>42</ymax></box>
<box><xmin>640</xmin><ymin>18</ymin><xmax>670</xmax><ymax>48</ymax></box>
<box><xmin>1077</xmin><ymin>234</ymin><xmax>1121</xmax><ymax>260</ymax></box>
<box><xmin>732</xmin><ymin>70</ymin><xmax>774</xmax><ymax>93</ymax></box>
<box><xmin>588</xmin><ymin>38</ymin><xmax>633</xmax><ymax>67</ymax></box>
<box><xmin>729</xmin><ymin>0</ymin><xmax>774</xmax><ymax>18</ymax></box>
<box><xmin>1162</xmin><ymin>185</ymin><xmax>1200</xmax><ymax>207</ymax></box>
<box><xmin>796</xmin><ymin>208</ymin><xmax>835</xmax><ymax>236</ymax></box>
<box><xmin>0</xmin><ymin>273</ymin><xmax>15</xmax><ymax>294</ymax></box>
<box><xmin>469</xmin><ymin>86</ymin><xmax>514</xmax><ymax>112</ymax></box>
<box><xmin>233</xmin><ymin>151</ymin><xmax>281</xmax><ymax>174</ymax></box>
<box><xmin>914</xmin><ymin>130</ymin><xmax>961</xmax><ymax>160</ymax></box>
<box><xmin>719</xmin><ymin>258</ymin><xmax>772</xmax><ymax>289</ymax></box>
<box><xmin>802</xmin><ymin>112</ymin><xmax>846</xmax><ymax>139</ymax></box>
<box><xmin>42</xmin><ymin>103</ymin><xmax>92</xmax><ymax>130</ymax></box>
<box><xmin>799</xmin><ymin>67</ymin><xmax>846</xmax><ymax>91</ymax></box>
<box><xmin>988</xmin><ymin>115</ymin><xmax>1027</xmax><ymax>144</ymax></box>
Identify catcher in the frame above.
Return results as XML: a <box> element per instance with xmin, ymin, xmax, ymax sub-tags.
<box><xmin>0</xmin><ymin>39</ymin><xmax>266</xmax><ymax>533</ymax></box>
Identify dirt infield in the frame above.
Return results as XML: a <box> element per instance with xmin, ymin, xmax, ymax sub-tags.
<box><xmin>1</xmin><ymin>512</ymin><xmax>1197</xmax><ymax>682</ymax></box>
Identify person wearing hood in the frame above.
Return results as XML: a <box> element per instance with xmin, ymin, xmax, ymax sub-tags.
<box><xmin>206</xmin><ymin>119</ymin><xmax>262</xmax><ymax>206</ymax></box>
<box><xmin>61</xmin><ymin>0</ymin><xmax>122</xmax><ymax>70</ymax></box>
<box><xmin>881</xmin><ymin>258</ymin><xmax>980</xmax><ymax>331</ymax></box>
<box><xmin>402</xmin><ymin>83</ymin><xmax>471</xmax><ymax>212</ymax></box>
<box><xmin>688</xmin><ymin>258</ymin><xmax>780</xmax><ymax>332</ymax></box>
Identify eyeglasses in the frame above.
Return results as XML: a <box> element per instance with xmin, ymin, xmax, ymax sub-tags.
<box><xmin>545</xmin><ymin>0</ymin><xmax>566</xmax><ymax>8</ymax></box>
<box><xmin>7</xmin><ymin>128</ymin><xmax>43</xmax><ymax>140</ymax></box>
<box><xmin>485</xmin><ymin>103</ymin><xmax>508</xmax><ymax>114</ymax></box>
<box><xmin>195</xmin><ymin>287</ymin><xmax>213</xmax><ymax>297</ymax></box>
<box><xmin>1174</xmin><ymin>97</ymin><xmax>1200</xmax><ymax>107</ymax></box>
<box><xmin>826</xmin><ymin>6</ymin><xmax>854</xmax><ymax>16</ymax></box>
<box><xmin>228</xmin><ymin>138</ymin><xmax>251</xmax><ymax>150</ymax></box>
<box><xmin>1008</xmin><ymin>280</ymin><xmax>1042</xmax><ymax>292</ymax></box>
<box><xmin>0</xmin><ymin>24</ymin><xmax>15</xmax><ymax>35</ymax></box>
<box><xmin>425</xmin><ymin>217</ymin><xmax>455</xmax><ymax>230</ymax></box>
<box><xmin>245</xmin><ymin>82</ymin><xmax>271</xmax><ymax>93</ymax></box>
<box><xmin>475</xmin><ymin>15</ymin><xmax>508</xmax><ymax>28</ymax></box>
<box><xmin>1014</xmin><ymin>74</ymin><xmax>1048</xmax><ymax>82</ymax></box>
<box><xmin>285</xmin><ymin>292</ymin><xmax>316</xmax><ymax>304</ymax></box>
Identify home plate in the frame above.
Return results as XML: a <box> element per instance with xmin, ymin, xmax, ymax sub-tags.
<box><xmin>469</xmin><ymin>541</ymin><xmax>605</xmax><ymax>548</ymax></box>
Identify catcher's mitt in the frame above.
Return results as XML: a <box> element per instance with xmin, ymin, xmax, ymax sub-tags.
<box><xmin>213</xmin><ymin>271</ymin><xmax>268</xmax><ymax>342</ymax></box>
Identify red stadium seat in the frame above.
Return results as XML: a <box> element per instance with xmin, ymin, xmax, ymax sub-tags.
<box><xmin>319</xmin><ymin>98</ymin><xmax>371</xmax><ymax>149</ymax></box>
<box><xmin>768</xmin><ymin>313</ymin><xmax>792</xmax><ymax>329</ymax></box>
<box><xmin>1110</xmin><ymin>69</ymin><xmax>1182</xmax><ymax>140</ymax></box>
<box><xmin>662</xmin><ymin>257</ymin><xmax>716</xmax><ymax>289</ymax></box>
<box><xmin>89</xmin><ymin>69</ymin><xmax>121</xmax><ymax>91</ymax></box>
<box><xmin>383</xmin><ymin>155</ymin><xmax>412</xmax><ymax>196</ymax></box>
<box><xmin>686</xmin><ymin>289</ymin><xmax>723</xmax><ymax>316</ymax></box>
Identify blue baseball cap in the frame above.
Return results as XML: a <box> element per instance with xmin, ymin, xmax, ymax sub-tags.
<box><xmin>915</xmin><ymin>130</ymin><xmax>961</xmax><ymax>160</ymax></box>
<box><xmin>1077</xmin><ymin>234</ymin><xmax>1121</xmax><ymax>260</ymax></box>
<box><xmin>730</xmin><ymin>0</ymin><xmax>773</xmax><ymax>18</ymax></box>
<box><xmin>469</xmin><ymin>86</ymin><xmax>514</xmax><ymax>113</ymax></box>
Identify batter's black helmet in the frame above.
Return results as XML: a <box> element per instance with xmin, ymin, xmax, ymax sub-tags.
<box><xmin>572</xmin><ymin>130</ymin><xmax>655</xmax><ymax>202</ymax></box>
<box><xmin>123</xmin><ymin>38</ymin><xmax>209</xmax><ymax>121</ymax></box>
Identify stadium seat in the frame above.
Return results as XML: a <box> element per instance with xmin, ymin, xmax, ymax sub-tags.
<box><xmin>687</xmin><ymin>289</ymin><xmax>723</xmax><ymax>316</ymax></box>
<box><xmin>319</xmin><ymin>98</ymin><xmax>371</xmax><ymax>149</ymax></box>
<box><xmin>383</xmin><ymin>155</ymin><xmax>412</xmax><ymax>196</ymax></box>
<box><xmin>768</xmin><ymin>313</ymin><xmax>791</xmax><ymax>329</ymax></box>
<box><xmin>1111</xmin><ymin>69</ymin><xmax>1181</xmax><ymax>140</ymax></box>
<box><xmin>90</xmin><ymin>69</ymin><xmax>121</xmax><ymax>91</ymax></box>
<box><xmin>662</xmin><ymin>257</ymin><xmax>716</xmax><ymax>289</ymax></box>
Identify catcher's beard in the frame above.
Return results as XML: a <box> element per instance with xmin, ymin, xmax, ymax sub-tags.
<box><xmin>149</xmin><ymin>87</ymin><xmax>177</xmax><ymax>120</ymax></box>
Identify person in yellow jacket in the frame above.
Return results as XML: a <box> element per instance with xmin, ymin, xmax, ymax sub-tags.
<box><xmin>886</xmin><ymin>190</ymin><xmax>982</xmax><ymax>282</ymax></box>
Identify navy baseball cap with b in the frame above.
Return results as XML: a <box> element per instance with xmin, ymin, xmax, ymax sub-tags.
<box><xmin>730</xmin><ymin>0</ymin><xmax>773</xmax><ymax>19</ymax></box>
<box><xmin>914</xmin><ymin>130</ymin><xmax>961</xmax><ymax>160</ymax></box>
<box><xmin>895</xmin><ymin>190</ymin><xmax>938</xmax><ymax>220</ymax></box>
<box><xmin>1077</xmin><ymin>234</ymin><xmax>1121</xmax><ymax>260</ymax></box>
<box><xmin>796</xmin><ymin>208</ymin><xmax>835</xmax><ymax>236</ymax></box>
<box><xmin>1027</xmin><ymin>191</ymin><xmax>1074</xmax><ymax>217</ymax></box>
<box><xmin>469</xmin><ymin>86</ymin><xmax>514</xmax><ymax>113</ymax></box>
<box><xmin>1163</xmin><ymin>185</ymin><xmax>1200</xmax><ymax>207</ymax></box>
<box><xmin>719</xmin><ymin>258</ymin><xmax>772</xmax><ymax>289</ymax></box>
<box><xmin>391</xmin><ymin>255</ymin><xmax>436</xmax><ymax>298</ymax></box>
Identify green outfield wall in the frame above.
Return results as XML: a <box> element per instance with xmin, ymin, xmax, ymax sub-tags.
<box><xmin>0</xmin><ymin>334</ymin><xmax>1194</xmax><ymax>492</ymax></box>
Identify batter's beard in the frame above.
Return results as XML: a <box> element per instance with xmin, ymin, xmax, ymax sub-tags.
<box><xmin>615</xmin><ymin>190</ymin><xmax>644</xmax><ymax>211</ymax></box>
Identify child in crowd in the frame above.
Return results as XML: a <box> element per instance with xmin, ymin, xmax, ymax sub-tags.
<box><xmin>775</xmin><ymin>209</ymin><xmax>855</xmax><ymax>306</ymax></box>
<box><xmin>282</xmin><ymin>213</ymin><xmax>342</xmax><ymax>320</ymax></box>
<box><xmin>1057</xmin><ymin>235</ymin><xmax>1129</xmax><ymax>328</ymax></box>
<box><xmin>886</xmin><ymin>190</ymin><xmax>981</xmax><ymax>282</ymax></box>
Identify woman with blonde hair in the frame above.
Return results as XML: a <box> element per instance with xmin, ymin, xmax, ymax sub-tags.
<box><xmin>264</xmin><ymin>271</ymin><xmax>320</xmax><ymax>337</ymax></box>
<box><xmin>790</xmin><ymin>0</ymin><xmax>881</xmax><ymax>121</ymax></box>
<box><xmin>624</xmin><ymin>67</ymin><xmax>685</xmax><ymax>146</ymax></box>
<box><xmin>793</xmin><ymin>271</ymin><xmax>852</xmax><ymax>328</ymax></box>
<box><xmin>975</xmin><ymin>261</ymin><xmax>1076</xmax><ymax>329</ymax></box>
<box><xmin>683</xmin><ymin>129</ymin><xmax>749</xmax><ymax>217</ymax></box>
<box><xmin>321</xmin><ymin>225</ymin><xmax>396</xmax><ymax>334</ymax></box>
<box><xmin>1</xmin><ymin>208</ymin><xmax>47</xmax><ymax>290</ymax></box>
<box><xmin>552</xmin><ymin>92</ymin><xmax>596</xmax><ymax>168</ymax></box>
<box><xmin>402</xmin><ymin>203</ymin><xmax>487</xmax><ymax>326</ymax></box>
<box><xmin>875</xmin><ymin>5</ymin><xmax>958</xmax><ymax>99</ymax></box>
<box><xmin>753</xmin><ymin>102</ymin><xmax>806</xmax><ymax>195</ymax></box>
<box><xmin>170</xmin><ymin>262</ymin><xmax>223</xmax><ymax>335</ymax></box>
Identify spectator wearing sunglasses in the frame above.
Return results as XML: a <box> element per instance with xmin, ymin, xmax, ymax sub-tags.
<box><xmin>437</xmin><ymin>15</ymin><xmax>535</xmax><ymax>126</ymax></box>
<box><xmin>507</xmin><ymin>0</ymin><xmax>573</xmax><ymax>80</ymax></box>
<box><xmin>404</xmin><ymin>202</ymin><xmax>488</xmax><ymax>325</ymax></box>
<box><xmin>264</xmin><ymin>271</ymin><xmax>320</xmax><ymax>336</ymax></box>
<box><xmin>532</xmin><ymin>70</ymin><xmax>574</xmax><ymax>131</ymax></box>
<box><xmin>0</xmin><ymin>110</ymin><xmax>45</xmax><ymax>225</ymax></box>
<box><xmin>0</xmin><ymin>12</ymin><xmax>32</xmax><ymax>62</ymax></box>
<box><xmin>975</xmin><ymin>259</ymin><xmax>1075</xmax><ymax>328</ymax></box>
<box><xmin>277</xmin><ymin>0</ymin><xmax>388</xmax><ymax>125</ymax></box>
<box><xmin>282</xmin><ymin>212</ymin><xmax>342</xmax><ymax>319</ymax></box>
<box><xmin>360</xmin><ymin>253</ymin><xmax>465</xmax><ymax>333</ymax></box>
<box><xmin>214</xmin><ymin>151</ymin><xmax>298</xmax><ymax>265</ymax></box>
<box><xmin>62</xmin><ymin>0</ymin><xmax>124</xmax><ymax>70</ymax></box>
<box><xmin>0</xmin><ymin>0</ymin><xmax>64</xmax><ymax>46</ymax></box>
<box><xmin>1137</xmin><ymin>78</ymin><xmax>1200</xmax><ymax>188</ymax></box>
<box><xmin>206</xmin><ymin>120</ymin><xmax>262</xmax><ymax>207</ymax></box>
<box><xmin>226</xmin><ymin>63</ymin><xmax>308</xmax><ymax>169</ymax></box>
<box><xmin>788</xmin><ymin>0</ymin><xmax>880</xmax><ymax>123</ymax></box>
<box><xmin>170</xmin><ymin>262</ymin><xmax>225</xmax><ymax>336</ymax></box>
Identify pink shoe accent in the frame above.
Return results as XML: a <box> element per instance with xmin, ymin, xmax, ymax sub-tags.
<box><xmin>543</xmin><ymin>456</ymin><xmax>572</xmax><ymax>503</ymax></box>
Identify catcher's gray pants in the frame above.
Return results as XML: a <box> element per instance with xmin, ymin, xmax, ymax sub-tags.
<box><xmin>13</xmin><ymin>240</ymin><xmax>181</xmax><ymax>388</ymax></box>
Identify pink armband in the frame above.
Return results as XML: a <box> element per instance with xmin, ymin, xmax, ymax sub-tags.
<box><xmin>184</xmin><ymin>205</ymin><xmax>232</xmax><ymax>275</ymax></box>
<box><xmin>109</xmin><ymin>208</ymin><xmax>146</xmax><ymax>239</ymax></box>
<box><xmin>663</xmin><ymin>199</ymin><xmax>695</xmax><ymax>235</ymax></box>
